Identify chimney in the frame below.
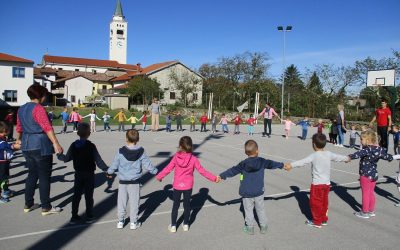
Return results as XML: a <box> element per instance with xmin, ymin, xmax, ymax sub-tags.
<box><xmin>137</xmin><ymin>63</ymin><xmax>142</xmax><ymax>72</ymax></box>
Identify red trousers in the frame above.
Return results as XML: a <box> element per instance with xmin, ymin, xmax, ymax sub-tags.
<box><xmin>310</xmin><ymin>184</ymin><xmax>330</xmax><ymax>226</ymax></box>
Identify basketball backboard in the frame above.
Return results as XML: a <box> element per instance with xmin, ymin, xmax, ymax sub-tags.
<box><xmin>367</xmin><ymin>69</ymin><xmax>396</xmax><ymax>87</ymax></box>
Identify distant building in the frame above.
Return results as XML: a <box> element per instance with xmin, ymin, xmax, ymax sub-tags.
<box><xmin>109</xmin><ymin>0</ymin><xmax>128</xmax><ymax>64</ymax></box>
<box><xmin>0</xmin><ymin>52</ymin><xmax>34</xmax><ymax>107</ymax></box>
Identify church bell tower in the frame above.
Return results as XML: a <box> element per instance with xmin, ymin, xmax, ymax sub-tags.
<box><xmin>109</xmin><ymin>0</ymin><xmax>127</xmax><ymax>64</ymax></box>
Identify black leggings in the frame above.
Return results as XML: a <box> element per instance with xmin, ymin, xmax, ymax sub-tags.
<box><xmin>377</xmin><ymin>126</ymin><xmax>388</xmax><ymax>149</ymax></box>
<box><xmin>171</xmin><ymin>189</ymin><xmax>192</xmax><ymax>226</ymax></box>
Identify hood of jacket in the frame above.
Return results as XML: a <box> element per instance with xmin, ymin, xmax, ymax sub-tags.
<box><xmin>175</xmin><ymin>151</ymin><xmax>193</xmax><ymax>168</ymax></box>
<box><xmin>74</xmin><ymin>139</ymin><xmax>89</xmax><ymax>149</ymax></box>
<box><xmin>119</xmin><ymin>146</ymin><xmax>144</xmax><ymax>161</ymax></box>
<box><xmin>243</xmin><ymin>157</ymin><xmax>263</xmax><ymax>173</ymax></box>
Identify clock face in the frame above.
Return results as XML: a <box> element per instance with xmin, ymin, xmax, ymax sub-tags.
<box><xmin>117</xmin><ymin>41</ymin><xmax>123</xmax><ymax>48</ymax></box>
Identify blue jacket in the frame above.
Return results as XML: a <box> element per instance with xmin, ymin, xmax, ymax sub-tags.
<box><xmin>219</xmin><ymin>157</ymin><xmax>283</xmax><ymax>198</ymax></box>
<box><xmin>297</xmin><ymin>120</ymin><xmax>311</xmax><ymax>130</ymax></box>
<box><xmin>108</xmin><ymin>145</ymin><xmax>157</xmax><ymax>184</ymax></box>
<box><xmin>0</xmin><ymin>137</ymin><xmax>13</xmax><ymax>163</ymax></box>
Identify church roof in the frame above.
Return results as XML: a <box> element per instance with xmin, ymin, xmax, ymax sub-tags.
<box><xmin>114</xmin><ymin>0</ymin><xmax>124</xmax><ymax>17</ymax></box>
<box><xmin>0</xmin><ymin>52</ymin><xmax>34</xmax><ymax>64</ymax></box>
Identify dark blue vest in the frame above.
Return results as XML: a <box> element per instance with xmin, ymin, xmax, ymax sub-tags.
<box><xmin>18</xmin><ymin>102</ymin><xmax>54</xmax><ymax>156</ymax></box>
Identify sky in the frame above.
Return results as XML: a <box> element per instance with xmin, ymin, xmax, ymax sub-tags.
<box><xmin>1</xmin><ymin>0</ymin><xmax>399</xmax><ymax>78</ymax></box>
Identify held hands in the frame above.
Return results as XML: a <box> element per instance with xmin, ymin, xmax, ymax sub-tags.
<box><xmin>53</xmin><ymin>143</ymin><xmax>63</xmax><ymax>154</ymax></box>
<box><xmin>215</xmin><ymin>176</ymin><xmax>222</xmax><ymax>183</ymax></box>
<box><xmin>345</xmin><ymin>156</ymin><xmax>352</xmax><ymax>163</ymax></box>
<box><xmin>105</xmin><ymin>173</ymin><xmax>113</xmax><ymax>179</ymax></box>
<box><xmin>283</xmin><ymin>163</ymin><xmax>292</xmax><ymax>171</ymax></box>
<box><xmin>12</xmin><ymin>143</ymin><xmax>21</xmax><ymax>150</ymax></box>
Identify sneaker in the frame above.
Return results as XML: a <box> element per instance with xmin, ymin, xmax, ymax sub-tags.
<box><xmin>130</xmin><ymin>222</ymin><xmax>141</xmax><ymax>230</ymax></box>
<box><xmin>395</xmin><ymin>202</ymin><xmax>400</xmax><ymax>207</ymax></box>
<box><xmin>41</xmin><ymin>206</ymin><xmax>62</xmax><ymax>216</ymax></box>
<box><xmin>321</xmin><ymin>221</ymin><xmax>328</xmax><ymax>226</ymax></box>
<box><xmin>2</xmin><ymin>190</ymin><xmax>14</xmax><ymax>199</ymax></box>
<box><xmin>168</xmin><ymin>225</ymin><xmax>177</xmax><ymax>233</ymax></box>
<box><xmin>260</xmin><ymin>225</ymin><xmax>268</xmax><ymax>234</ymax></box>
<box><xmin>368</xmin><ymin>211</ymin><xmax>376</xmax><ymax>217</ymax></box>
<box><xmin>243</xmin><ymin>226</ymin><xmax>255</xmax><ymax>235</ymax></box>
<box><xmin>24</xmin><ymin>204</ymin><xmax>40</xmax><ymax>213</ymax></box>
<box><xmin>69</xmin><ymin>216</ymin><xmax>82</xmax><ymax>225</ymax></box>
<box><xmin>86</xmin><ymin>216</ymin><xmax>96</xmax><ymax>224</ymax></box>
<box><xmin>354</xmin><ymin>211</ymin><xmax>370</xmax><ymax>219</ymax></box>
<box><xmin>182</xmin><ymin>224</ymin><xmax>189</xmax><ymax>232</ymax></box>
<box><xmin>305</xmin><ymin>220</ymin><xmax>322</xmax><ymax>228</ymax></box>
<box><xmin>0</xmin><ymin>197</ymin><xmax>9</xmax><ymax>203</ymax></box>
<box><xmin>117</xmin><ymin>220</ymin><xmax>124</xmax><ymax>229</ymax></box>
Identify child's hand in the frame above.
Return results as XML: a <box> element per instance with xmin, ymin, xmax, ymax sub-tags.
<box><xmin>12</xmin><ymin>143</ymin><xmax>21</xmax><ymax>150</ymax></box>
<box><xmin>106</xmin><ymin>173</ymin><xmax>113</xmax><ymax>179</ymax></box>
<box><xmin>157</xmin><ymin>178</ymin><xmax>162</xmax><ymax>182</ymax></box>
<box><xmin>283</xmin><ymin>163</ymin><xmax>292</xmax><ymax>171</ymax></box>
<box><xmin>345</xmin><ymin>156</ymin><xmax>352</xmax><ymax>163</ymax></box>
<box><xmin>216</xmin><ymin>176</ymin><xmax>222</xmax><ymax>183</ymax></box>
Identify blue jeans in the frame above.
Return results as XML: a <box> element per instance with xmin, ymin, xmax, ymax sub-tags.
<box><xmin>302</xmin><ymin>129</ymin><xmax>308</xmax><ymax>140</ymax></box>
<box><xmin>23</xmin><ymin>150</ymin><xmax>53</xmax><ymax>209</ymax></box>
<box><xmin>337</xmin><ymin>125</ymin><xmax>344</xmax><ymax>145</ymax></box>
<box><xmin>222</xmin><ymin>124</ymin><xmax>229</xmax><ymax>133</ymax></box>
<box><xmin>103</xmin><ymin>122</ymin><xmax>110</xmax><ymax>131</ymax></box>
<box><xmin>247</xmin><ymin>125</ymin><xmax>254</xmax><ymax>135</ymax></box>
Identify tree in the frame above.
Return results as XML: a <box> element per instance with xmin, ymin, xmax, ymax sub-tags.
<box><xmin>169</xmin><ymin>69</ymin><xmax>202</xmax><ymax>107</ymax></box>
<box><xmin>125</xmin><ymin>76</ymin><xmax>162</xmax><ymax>105</ymax></box>
<box><xmin>305</xmin><ymin>72</ymin><xmax>323</xmax><ymax>117</ymax></box>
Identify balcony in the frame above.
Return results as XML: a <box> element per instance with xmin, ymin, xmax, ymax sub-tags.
<box><xmin>52</xmin><ymin>88</ymin><xmax>65</xmax><ymax>95</ymax></box>
<box><xmin>97</xmin><ymin>89</ymin><xmax>114</xmax><ymax>95</ymax></box>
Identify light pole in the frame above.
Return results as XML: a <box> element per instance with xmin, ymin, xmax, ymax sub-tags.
<box><xmin>277</xmin><ymin>25</ymin><xmax>292</xmax><ymax>119</ymax></box>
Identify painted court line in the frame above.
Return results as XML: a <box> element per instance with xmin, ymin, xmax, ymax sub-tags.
<box><xmin>0</xmin><ymin>176</ymin><xmax>393</xmax><ymax>242</ymax></box>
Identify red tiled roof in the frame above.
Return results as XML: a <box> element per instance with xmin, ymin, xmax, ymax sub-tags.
<box><xmin>113</xmin><ymin>84</ymin><xmax>128</xmax><ymax>89</ymax></box>
<box><xmin>0</xmin><ymin>52</ymin><xmax>34</xmax><ymax>63</ymax></box>
<box><xmin>43</xmin><ymin>55</ymin><xmax>138</xmax><ymax>70</ymax></box>
<box><xmin>110</xmin><ymin>61</ymin><xmax>178</xmax><ymax>82</ymax></box>
<box><xmin>56</xmin><ymin>70</ymin><xmax>114</xmax><ymax>82</ymax></box>
<box><xmin>34</xmin><ymin>67</ymin><xmax>57</xmax><ymax>75</ymax></box>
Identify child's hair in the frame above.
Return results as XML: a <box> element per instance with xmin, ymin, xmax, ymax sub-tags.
<box><xmin>0</xmin><ymin>121</ymin><xmax>9</xmax><ymax>134</ymax></box>
<box><xmin>126</xmin><ymin>129</ymin><xmax>139</xmax><ymax>143</ymax></box>
<box><xmin>73</xmin><ymin>107</ymin><xmax>78</xmax><ymax>111</ymax></box>
<box><xmin>312</xmin><ymin>133</ymin><xmax>327</xmax><ymax>149</ymax></box>
<box><xmin>131</xmin><ymin>112</ymin><xmax>135</xmax><ymax>115</ymax></box>
<box><xmin>393</xmin><ymin>124</ymin><xmax>398</xmax><ymax>130</ymax></box>
<box><xmin>360</xmin><ymin>130</ymin><xmax>377</xmax><ymax>144</ymax></box>
<box><xmin>143</xmin><ymin>111</ymin><xmax>147</xmax><ymax>115</ymax></box>
<box><xmin>244</xmin><ymin>140</ymin><xmax>258</xmax><ymax>156</ymax></box>
<box><xmin>179</xmin><ymin>136</ymin><xmax>193</xmax><ymax>153</ymax></box>
<box><xmin>250</xmin><ymin>114</ymin><xmax>254</xmax><ymax>118</ymax></box>
<box><xmin>222</xmin><ymin>113</ymin><xmax>225</xmax><ymax>116</ymax></box>
<box><xmin>77</xmin><ymin>122</ymin><xmax>91</xmax><ymax>138</ymax></box>
<box><xmin>92</xmin><ymin>109</ymin><xmax>96</xmax><ymax>114</ymax></box>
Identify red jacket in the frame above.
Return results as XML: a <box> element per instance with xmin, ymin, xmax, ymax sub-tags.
<box><xmin>200</xmin><ymin>115</ymin><xmax>208</xmax><ymax>123</ymax></box>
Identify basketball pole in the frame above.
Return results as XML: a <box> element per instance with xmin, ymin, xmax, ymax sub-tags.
<box><xmin>388</xmin><ymin>86</ymin><xmax>398</xmax><ymax>124</ymax></box>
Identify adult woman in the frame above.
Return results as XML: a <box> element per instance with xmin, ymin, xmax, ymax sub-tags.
<box><xmin>16</xmin><ymin>84</ymin><xmax>63</xmax><ymax>215</ymax></box>
<box><xmin>336</xmin><ymin>104</ymin><xmax>346</xmax><ymax>147</ymax></box>
<box><xmin>150</xmin><ymin>98</ymin><xmax>161</xmax><ymax>131</ymax></box>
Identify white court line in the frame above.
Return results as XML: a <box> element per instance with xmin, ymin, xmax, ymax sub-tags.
<box><xmin>153</xmin><ymin>134</ymin><xmax>360</xmax><ymax>176</ymax></box>
<box><xmin>0</xmin><ymin>176</ymin><xmax>394</xmax><ymax>242</ymax></box>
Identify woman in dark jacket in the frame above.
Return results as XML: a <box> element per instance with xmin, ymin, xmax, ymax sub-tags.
<box><xmin>16</xmin><ymin>84</ymin><xmax>63</xmax><ymax>215</ymax></box>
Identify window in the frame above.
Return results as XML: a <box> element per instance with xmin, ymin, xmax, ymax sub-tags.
<box><xmin>93</xmin><ymin>87</ymin><xmax>95</xmax><ymax>91</ymax></box>
<box><xmin>170</xmin><ymin>92</ymin><xmax>176</xmax><ymax>100</ymax></box>
<box><xmin>71</xmin><ymin>95</ymin><xmax>76</xmax><ymax>103</ymax></box>
<box><xmin>3</xmin><ymin>90</ymin><xmax>17</xmax><ymax>102</ymax></box>
<box><xmin>92</xmin><ymin>70</ymin><xmax>97</xmax><ymax>74</ymax></box>
<box><xmin>117</xmin><ymin>29</ymin><xmax>124</xmax><ymax>35</ymax></box>
<box><xmin>58</xmin><ymin>68</ymin><xmax>63</xmax><ymax>70</ymax></box>
<box><xmin>12</xmin><ymin>67</ymin><xmax>25</xmax><ymax>78</ymax></box>
<box><xmin>193</xmin><ymin>93</ymin><xmax>198</xmax><ymax>100</ymax></box>
<box><xmin>75</xmin><ymin>69</ymin><xmax>80</xmax><ymax>72</ymax></box>
<box><xmin>102</xmin><ymin>85</ymin><xmax>107</xmax><ymax>90</ymax></box>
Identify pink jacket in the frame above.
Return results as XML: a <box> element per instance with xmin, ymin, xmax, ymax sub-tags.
<box><xmin>69</xmin><ymin>112</ymin><xmax>81</xmax><ymax>122</ymax></box>
<box><xmin>156</xmin><ymin>152</ymin><xmax>217</xmax><ymax>190</ymax></box>
<box><xmin>283</xmin><ymin>120</ymin><xmax>296</xmax><ymax>130</ymax></box>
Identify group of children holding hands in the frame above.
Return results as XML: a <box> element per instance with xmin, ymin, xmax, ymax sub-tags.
<box><xmin>13</xmin><ymin>119</ymin><xmax>392</xmax><ymax>235</ymax></box>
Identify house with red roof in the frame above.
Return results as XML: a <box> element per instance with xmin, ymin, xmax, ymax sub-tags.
<box><xmin>0</xmin><ymin>52</ymin><xmax>34</xmax><ymax>106</ymax></box>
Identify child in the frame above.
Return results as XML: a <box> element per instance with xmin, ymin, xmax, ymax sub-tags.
<box><xmin>326</xmin><ymin>119</ymin><xmax>333</xmax><ymax>143</ymax></box>
<box><xmin>348</xmin><ymin>130</ymin><xmax>399</xmax><ymax>219</ymax></box>
<box><xmin>246</xmin><ymin>114</ymin><xmax>256</xmax><ymax>136</ymax></box>
<box><xmin>102</xmin><ymin>112</ymin><xmax>111</xmax><ymax>132</ymax></box>
<box><xmin>314</xmin><ymin>119</ymin><xmax>325</xmax><ymax>134</ymax></box>
<box><xmin>57</xmin><ymin>123</ymin><xmax>108</xmax><ymax>224</ymax></box>
<box><xmin>219</xmin><ymin>113</ymin><xmax>229</xmax><ymax>133</ymax></box>
<box><xmin>287</xmin><ymin>133</ymin><xmax>350</xmax><ymax>228</ymax></box>
<box><xmin>156</xmin><ymin>136</ymin><xmax>219</xmax><ymax>232</ymax></box>
<box><xmin>4</xmin><ymin>109</ymin><xmax>14</xmax><ymax>141</ymax></box>
<box><xmin>47</xmin><ymin>107</ymin><xmax>55</xmax><ymax>125</ymax></box>
<box><xmin>232</xmin><ymin>113</ymin><xmax>242</xmax><ymax>134</ymax></box>
<box><xmin>59</xmin><ymin>107</ymin><xmax>69</xmax><ymax>134</ymax></box>
<box><xmin>69</xmin><ymin>108</ymin><xmax>81</xmax><ymax>132</ymax></box>
<box><xmin>0</xmin><ymin>122</ymin><xmax>20</xmax><ymax>203</ymax></box>
<box><xmin>139</xmin><ymin>111</ymin><xmax>149</xmax><ymax>131</ymax></box>
<box><xmin>174</xmin><ymin>112</ymin><xmax>183</xmax><ymax>132</ymax></box>
<box><xmin>297</xmin><ymin>117</ymin><xmax>311</xmax><ymax>140</ymax></box>
<box><xmin>189</xmin><ymin>111</ymin><xmax>196</xmax><ymax>132</ymax></box>
<box><xmin>219</xmin><ymin>140</ymin><xmax>288</xmax><ymax>234</ymax></box>
<box><xmin>83</xmin><ymin>109</ymin><xmax>101</xmax><ymax>132</ymax></box>
<box><xmin>107</xmin><ymin>129</ymin><xmax>158</xmax><ymax>229</ymax></box>
<box><xmin>127</xmin><ymin>112</ymin><xmax>140</xmax><ymax>129</ymax></box>
<box><xmin>211</xmin><ymin>113</ymin><xmax>218</xmax><ymax>133</ymax></box>
<box><xmin>282</xmin><ymin>116</ymin><xmax>296</xmax><ymax>139</ymax></box>
<box><xmin>114</xmin><ymin>108</ymin><xmax>127</xmax><ymax>132</ymax></box>
<box><xmin>331</xmin><ymin>119</ymin><xmax>338</xmax><ymax>145</ymax></box>
<box><xmin>349</xmin><ymin>124</ymin><xmax>359</xmax><ymax>149</ymax></box>
<box><xmin>200</xmin><ymin>112</ymin><xmax>208</xmax><ymax>132</ymax></box>
<box><xmin>166</xmin><ymin>114</ymin><xmax>172</xmax><ymax>132</ymax></box>
<box><xmin>390</xmin><ymin>125</ymin><xmax>400</xmax><ymax>154</ymax></box>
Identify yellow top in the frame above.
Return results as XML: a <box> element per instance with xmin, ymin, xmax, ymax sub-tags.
<box><xmin>114</xmin><ymin>111</ymin><xmax>127</xmax><ymax>122</ymax></box>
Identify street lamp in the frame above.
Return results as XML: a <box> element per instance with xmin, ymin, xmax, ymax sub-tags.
<box><xmin>277</xmin><ymin>25</ymin><xmax>292</xmax><ymax>119</ymax></box>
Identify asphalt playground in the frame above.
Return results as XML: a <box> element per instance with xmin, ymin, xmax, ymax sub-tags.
<box><xmin>0</xmin><ymin>124</ymin><xmax>399</xmax><ymax>250</ymax></box>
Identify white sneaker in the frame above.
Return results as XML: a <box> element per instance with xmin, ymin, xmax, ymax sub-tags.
<box><xmin>130</xmin><ymin>222</ymin><xmax>141</xmax><ymax>230</ymax></box>
<box><xmin>168</xmin><ymin>225</ymin><xmax>176</xmax><ymax>233</ymax></box>
<box><xmin>339</xmin><ymin>144</ymin><xmax>344</xmax><ymax>148</ymax></box>
<box><xmin>182</xmin><ymin>224</ymin><xmax>189</xmax><ymax>232</ymax></box>
<box><xmin>117</xmin><ymin>220</ymin><xmax>124</xmax><ymax>229</ymax></box>
<box><xmin>395</xmin><ymin>202</ymin><xmax>400</xmax><ymax>207</ymax></box>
